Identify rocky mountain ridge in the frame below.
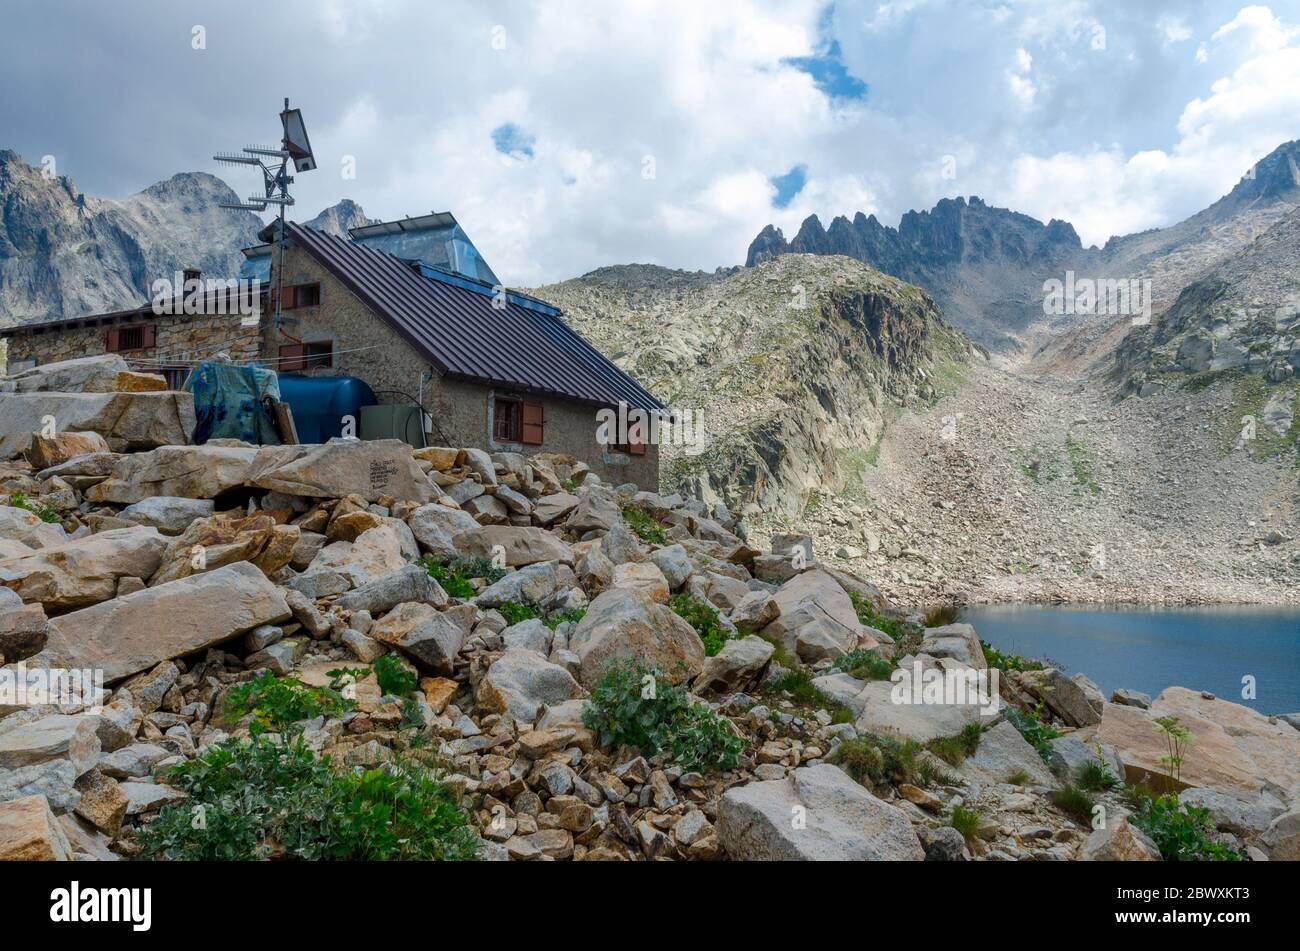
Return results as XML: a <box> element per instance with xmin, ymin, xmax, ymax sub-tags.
<box><xmin>0</xmin><ymin>150</ymin><xmax>369</xmax><ymax>327</ymax></box>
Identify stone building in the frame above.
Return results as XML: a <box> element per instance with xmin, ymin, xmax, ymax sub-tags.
<box><xmin>0</xmin><ymin>214</ymin><xmax>664</xmax><ymax>487</ymax></box>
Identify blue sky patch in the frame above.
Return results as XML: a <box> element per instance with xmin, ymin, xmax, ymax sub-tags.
<box><xmin>491</xmin><ymin>122</ymin><xmax>535</xmax><ymax>158</ymax></box>
<box><xmin>783</xmin><ymin>39</ymin><xmax>868</xmax><ymax>101</ymax></box>
<box><xmin>770</xmin><ymin>164</ymin><xmax>808</xmax><ymax>208</ymax></box>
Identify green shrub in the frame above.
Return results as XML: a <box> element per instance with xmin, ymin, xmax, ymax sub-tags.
<box><xmin>497</xmin><ymin>600</ymin><xmax>540</xmax><ymax>626</ymax></box>
<box><xmin>1050</xmin><ymin>783</ymin><xmax>1097</xmax><ymax>824</ymax></box>
<box><xmin>1005</xmin><ymin>706</ymin><xmax>1060</xmax><ymax>762</ymax></box>
<box><xmin>136</xmin><ymin>737</ymin><xmax>478</xmax><ymax>861</ymax></box>
<box><xmin>761</xmin><ymin>666</ymin><xmax>853</xmax><ymax>723</ymax></box>
<box><xmin>922</xmin><ymin>604</ymin><xmax>961</xmax><ymax>627</ymax></box>
<box><xmin>223</xmin><ymin>673</ymin><xmax>353</xmax><ymax>735</ymax></box>
<box><xmin>1075</xmin><ymin>758</ymin><xmax>1119</xmax><ymax>792</ymax></box>
<box><xmin>830</xmin><ymin>733</ymin><xmax>955</xmax><ymax>789</ymax></box>
<box><xmin>545</xmin><ymin>608</ymin><xmax>586</xmax><ymax>630</ymax></box>
<box><xmin>849</xmin><ymin>592</ymin><xmax>922</xmax><ymax>652</ymax></box>
<box><xmin>926</xmin><ymin>723</ymin><xmax>982</xmax><ymax>766</ymax></box>
<box><xmin>950</xmin><ymin>804</ymin><xmax>982</xmax><ymax>846</ymax></box>
<box><xmin>1006</xmin><ymin>768</ymin><xmax>1031</xmax><ymax>786</ymax></box>
<box><xmin>832</xmin><ymin>648</ymin><xmax>893</xmax><ymax>681</ymax></box>
<box><xmin>418</xmin><ymin>555</ymin><xmax>506</xmax><ymax>599</ymax></box>
<box><xmin>621</xmin><ymin>506</ymin><xmax>669</xmax><ymax>544</ymax></box>
<box><xmin>582</xmin><ymin>663</ymin><xmax>739</xmax><ymax>771</ymax></box>
<box><xmin>1129</xmin><ymin>793</ymin><xmax>1241</xmax><ymax>861</ymax></box>
<box><xmin>373</xmin><ymin>654</ymin><xmax>417</xmax><ymax>697</ymax></box>
<box><xmin>670</xmin><ymin>594</ymin><xmax>729</xmax><ymax>656</ymax></box>
<box><xmin>980</xmin><ymin>641</ymin><xmax>1044</xmax><ymax>672</ymax></box>
<box><xmin>7</xmin><ymin>491</ymin><xmax>59</xmax><ymax>524</ymax></box>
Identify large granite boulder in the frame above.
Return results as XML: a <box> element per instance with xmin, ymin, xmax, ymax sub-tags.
<box><xmin>149</xmin><ymin>513</ymin><xmax>298</xmax><ymax>585</ymax></box>
<box><xmin>407</xmin><ymin>503</ymin><xmax>480</xmax><ymax>559</ymax></box>
<box><xmin>0</xmin><ymin>527</ymin><xmax>166</xmax><ymax>610</ymax></box>
<box><xmin>0</xmin><ymin>391</ymin><xmax>195</xmax><ymax>458</ymax></box>
<box><xmin>760</xmin><ymin>569</ymin><xmax>865</xmax><ymax>663</ymax></box>
<box><xmin>918</xmin><ymin>623</ymin><xmax>987</xmax><ymax>670</ymax></box>
<box><xmin>85</xmin><ymin>444</ymin><xmax>258</xmax><ymax>504</ymax></box>
<box><xmin>245</xmin><ymin>438</ymin><xmax>434</xmax><ymax>503</ymax></box>
<box><xmin>568</xmin><ymin>588</ymin><xmax>705</xmax><ymax>688</ymax></box>
<box><xmin>453</xmin><ymin>526</ymin><xmax>573</xmax><ymax>567</ymax></box>
<box><xmin>368</xmin><ymin>602</ymin><xmax>466</xmax><ymax>675</ymax></box>
<box><xmin>475</xmin><ymin>649</ymin><xmax>583</xmax><ymax>723</ymax></box>
<box><xmin>693</xmin><ymin>635</ymin><xmax>774</xmax><ymax>697</ymax></box>
<box><xmin>0</xmin><ymin>795</ymin><xmax>73</xmax><ymax>861</ymax></box>
<box><xmin>717</xmin><ymin>764</ymin><xmax>924</xmax><ymax>860</ymax></box>
<box><xmin>31</xmin><ymin>562</ymin><xmax>291</xmax><ymax>683</ymax></box>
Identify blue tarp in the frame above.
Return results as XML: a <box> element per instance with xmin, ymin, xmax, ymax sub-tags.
<box><xmin>184</xmin><ymin>361</ymin><xmax>282</xmax><ymax>444</ymax></box>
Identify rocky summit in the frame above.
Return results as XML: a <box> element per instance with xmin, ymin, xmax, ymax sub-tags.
<box><xmin>2</xmin><ymin>355</ymin><xmax>1297</xmax><ymax>863</ymax></box>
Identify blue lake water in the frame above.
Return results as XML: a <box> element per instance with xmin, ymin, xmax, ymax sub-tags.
<box><xmin>959</xmin><ymin>604</ymin><xmax>1300</xmax><ymax>716</ymax></box>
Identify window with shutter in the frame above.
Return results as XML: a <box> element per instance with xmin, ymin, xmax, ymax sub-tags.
<box><xmin>521</xmin><ymin>402</ymin><xmax>545</xmax><ymax>445</ymax></box>
<box><xmin>493</xmin><ymin>398</ymin><xmax>521</xmax><ymax>442</ymax></box>
<box><xmin>279</xmin><ymin>344</ymin><xmax>306</xmax><ymax>371</ymax></box>
<box><xmin>105</xmin><ymin>327</ymin><xmax>121</xmax><ymax>352</ymax></box>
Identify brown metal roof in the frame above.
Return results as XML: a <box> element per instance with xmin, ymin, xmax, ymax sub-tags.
<box><xmin>287</xmin><ymin>222</ymin><xmax>665</xmax><ymax>412</ymax></box>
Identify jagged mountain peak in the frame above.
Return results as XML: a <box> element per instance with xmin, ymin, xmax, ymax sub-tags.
<box><xmin>303</xmin><ymin>198</ymin><xmax>374</xmax><ymax>236</ymax></box>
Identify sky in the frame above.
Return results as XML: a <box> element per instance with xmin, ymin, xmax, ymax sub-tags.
<box><xmin>2</xmin><ymin>0</ymin><xmax>1299</xmax><ymax>285</ymax></box>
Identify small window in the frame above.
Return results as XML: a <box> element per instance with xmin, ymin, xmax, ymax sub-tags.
<box><xmin>279</xmin><ymin>341</ymin><xmax>333</xmax><ymax>372</ymax></box>
<box><xmin>493</xmin><ymin>398</ymin><xmax>521</xmax><ymax>442</ymax></box>
<box><xmin>105</xmin><ymin>323</ymin><xmax>155</xmax><ymax>352</ymax></box>
<box><xmin>159</xmin><ymin>366</ymin><xmax>189</xmax><ymax>390</ymax></box>
<box><xmin>280</xmin><ymin>282</ymin><xmax>321</xmax><ymax>310</ymax></box>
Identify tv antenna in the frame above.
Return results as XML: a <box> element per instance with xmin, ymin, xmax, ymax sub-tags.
<box><xmin>215</xmin><ymin>98</ymin><xmax>316</xmax><ymax>329</ymax></box>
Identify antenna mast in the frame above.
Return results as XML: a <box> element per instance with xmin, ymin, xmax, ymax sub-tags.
<box><xmin>214</xmin><ymin>99</ymin><xmax>316</xmax><ymax>330</ymax></box>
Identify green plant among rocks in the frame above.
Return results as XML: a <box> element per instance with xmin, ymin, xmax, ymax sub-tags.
<box><xmin>496</xmin><ymin>600</ymin><xmax>540</xmax><ymax>626</ymax></box>
<box><xmin>1128</xmin><ymin>790</ymin><xmax>1242</xmax><ymax>861</ymax></box>
<box><xmin>830</xmin><ymin>733</ymin><xmax>955</xmax><ymax>790</ymax></box>
<box><xmin>761</xmin><ymin>665</ymin><xmax>853</xmax><ymax>723</ymax></box>
<box><xmin>1005</xmin><ymin>706</ymin><xmax>1060</xmax><ymax>762</ymax></box>
<box><xmin>373</xmin><ymin>653</ymin><xmax>418</xmax><ymax>698</ymax></box>
<box><xmin>949</xmin><ymin>804</ymin><xmax>982</xmax><ymax>846</ymax></box>
<box><xmin>832</xmin><ymin>648</ymin><xmax>894</xmax><ymax>681</ymax></box>
<box><xmin>223</xmin><ymin>673</ymin><xmax>354</xmax><ymax>736</ymax></box>
<box><xmin>7</xmin><ymin>490</ymin><xmax>59</xmax><ymax>523</ymax></box>
<box><xmin>926</xmin><ymin>723</ymin><xmax>983</xmax><ymax>766</ymax></box>
<box><xmin>1075</xmin><ymin>758</ymin><xmax>1120</xmax><ymax>792</ymax></box>
<box><xmin>621</xmin><ymin>505</ymin><xmax>669</xmax><ymax>544</ymax></box>
<box><xmin>545</xmin><ymin>607</ymin><xmax>586</xmax><ymax>630</ymax></box>
<box><xmin>849</xmin><ymin>591</ymin><xmax>920</xmax><ymax>651</ymax></box>
<box><xmin>1049</xmin><ymin>783</ymin><xmax>1097</xmax><ymax>825</ymax></box>
<box><xmin>582</xmin><ymin>663</ymin><xmax>740</xmax><ymax>772</ymax></box>
<box><xmin>417</xmin><ymin>555</ymin><xmax>505</xmax><ymax>598</ymax></box>
<box><xmin>980</xmin><ymin>641</ymin><xmax>1044</xmax><ymax>672</ymax></box>
<box><xmin>135</xmin><ymin>737</ymin><xmax>478</xmax><ymax>861</ymax></box>
<box><xmin>670</xmin><ymin>593</ymin><xmax>729</xmax><ymax>656</ymax></box>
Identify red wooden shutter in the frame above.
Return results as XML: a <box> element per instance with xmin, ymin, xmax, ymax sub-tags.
<box><xmin>105</xmin><ymin>328</ymin><xmax>121</xmax><ymax>352</ymax></box>
<box><xmin>279</xmin><ymin>344</ymin><xmax>306</xmax><ymax>371</ymax></box>
<box><xmin>141</xmin><ymin>324</ymin><xmax>157</xmax><ymax>348</ymax></box>
<box><xmin>521</xmin><ymin>402</ymin><xmax>545</xmax><ymax>445</ymax></box>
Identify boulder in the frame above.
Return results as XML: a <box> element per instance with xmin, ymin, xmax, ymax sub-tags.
<box><xmin>1</xmin><ymin>589</ymin><xmax>48</xmax><ymax>661</ymax></box>
<box><xmin>0</xmin><ymin>795</ymin><xmax>73</xmax><ymax>860</ymax></box>
<box><xmin>2</xmin><ymin>354</ymin><xmax>132</xmax><ymax>394</ymax></box>
<box><xmin>501</xmin><ymin>618</ymin><xmax>554</xmax><ymax>656</ymax></box>
<box><xmin>0</xmin><ymin>507</ymin><xmax>68</xmax><ymax>549</ymax></box>
<box><xmin>462</xmin><ymin>447</ymin><xmax>497</xmax><ymax>485</ymax></box>
<box><xmin>245</xmin><ymin>438</ymin><xmax>435</xmax><ymax>503</ymax></box>
<box><xmin>300</xmin><ymin>524</ymin><xmax>408</xmax><ymax>590</ymax></box>
<box><xmin>648</xmin><ymin>544</ymin><xmax>692</xmax><ymax>588</ymax></box>
<box><xmin>475</xmin><ymin>649</ymin><xmax>583</xmax><ymax>723</ymax></box>
<box><xmin>729</xmin><ymin>590</ymin><xmax>779</xmax><ymax>631</ymax></box>
<box><xmin>693</xmin><ymin>635</ymin><xmax>774</xmax><ymax>696</ymax></box>
<box><xmin>918</xmin><ymin>623</ymin><xmax>986</xmax><ymax>670</ymax></box>
<box><xmin>0</xmin><ymin>714</ymin><xmax>100</xmax><ymax>776</ymax></box>
<box><xmin>568</xmin><ymin>588</ymin><xmax>705</xmax><ymax>688</ymax></box>
<box><xmin>760</xmin><ymin>569</ymin><xmax>863</xmax><ymax>663</ymax></box>
<box><xmin>407</xmin><ymin>504</ymin><xmax>481</xmax><ymax>559</ymax></box>
<box><xmin>23</xmin><ymin>431</ymin><xmax>110</xmax><ymax>469</ymax></box>
<box><xmin>476</xmin><ymin>562</ymin><xmax>559</xmax><ymax>608</ymax></box>
<box><xmin>1260</xmin><ymin>808</ymin><xmax>1300</xmax><ymax>860</ymax></box>
<box><xmin>566</xmin><ymin>493</ymin><xmax>620</xmax><ymax>534</ymax></box>
<box><xmin>453</xmin><ymin>526</ymin><xmax>573</xmax><ymax>566</ymax></box>
<box><xmin>118</xmin><ymin>497</ymin><xmax>215</xmax><ymax>535</ymax></box>
<box><xmin>335</xmin><ymin>564</ymin><xmax>447</xmax><ymax>614</ymax></box>
<box><xmin>0</xmin><ymin>760</ymin><xmax>81</xmax><ymax>813</ymax></box>
<box><xmin>1178</xmin><ymin>787</ymin><xmax>1287</xmax><ymax>837</ymax></box>
<box><xmin>32</xmin><ymin>562</ymin><xmax>291</xmax><ymax>683</ymax></box>
<box><xmin>85</xmin><ymin>444</ymin><xmax>259</xmax><ymax>504</ymax></box>
<box><xmin>611</xmin><ymin>561</ymin><xmax>670</xmax><ymax>603</ymax></box>
<box><xmin>0</xmin><ymin>526</ymin><xmax>166</xmax><ymax>610</ymax></box>
<box><xmin>959</xmin><ymin>720</ymin><xmax>1057</xmax><ymax>787</ymax></box>
<box><xmin>717</xmin><ymin>764</ymin><xmax>924</xmax><ymax>860</ymax></box>
<box><xmin>148</xmin><ymin>512</ymin><xmax>298</xmax><ymax>585</ymax></box>
<box><xmin>1047</xmin><ymin>733</ymin><xmax>1125</xmax><ymax>785</ymax></box>
<box><xmin>0</xmin><ymin>391</ymin><xmax>195</xmax><ymax>459</ymax></box>
<box><xmin>1017</xmin><ymin>667</ymin><xmax>1102</xmax><ymax>727</ymax></box>
<box><xmin>1080</xmin><ymin>815</ymin><xmax>1161</xmax><ymax>861</ymax></box>
<box><xmin>368</xmin><ymin>602</ymin><xmax>466</xmax><ymax>675</ymax></box>
<box><xmin>852</xmin><ymin>680</ymin><xmax>987</xmax><ymax>744</ymax></box>
<box><xmin>600</xmin><ymin>521</ymin><xmax>646</xmax><ymax>566</ymax></box>
<box><xmin>532</xmin><ymin>492</ymin><xmax>580</xmax><ymax>526</ymax></box>
<box><xmin>1111</xmin><ymin>688</ymin><xmax>1152</xmax><ymax>709</ymax></box>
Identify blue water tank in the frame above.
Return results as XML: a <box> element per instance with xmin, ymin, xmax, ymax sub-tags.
<box><xmin>277</xmin><ymin>375</ymin><xmax>378</xmax><ymax>443</ymax></box>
